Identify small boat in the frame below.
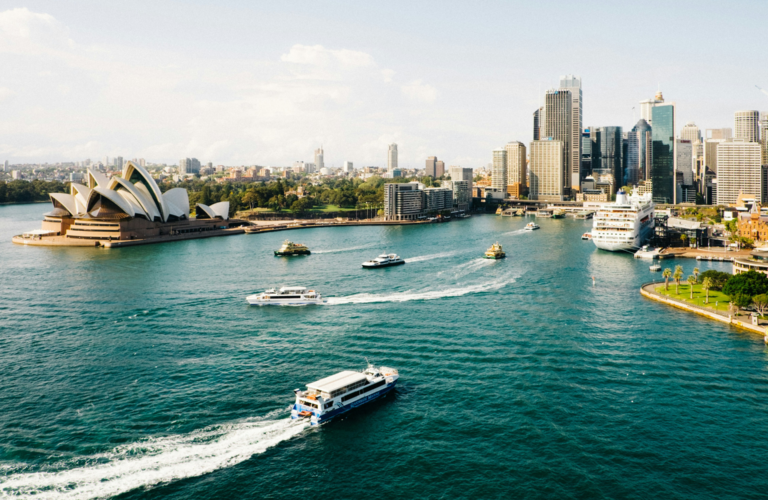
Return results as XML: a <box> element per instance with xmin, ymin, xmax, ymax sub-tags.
<box><xmin>291</xmin><ymin>362</ymin><xmax>399</xmax><ymax>425</ymax></box>
<box><xmin>275</xmin><ymin>240</ymin><xmax>310</xmax><ymax>256</ymax></box>
<box><xmin>362</xmin><ymin>254</ymin><xmax>405</xmax><ymax>268</ymax></box>
<box><xmin>581</xmin><ymin>232</ymin><xmax>592</xmax><ymax>240</ymax></box>
<box><xmin>525</xmin><ymin>222</ymin><xmax>540</xmax><ymax>231</ymax></box>
<box><xmin>246</xmin><ymin>287</ymin><xmax>326</xmax><ymax>306</ymax></box>
<box><xmin>484</xmin><ymin>242</ymin><xmax>506</xmax><ymax>259</ymax></box>
<box><xmin>552</xmin><ymin>209</ymin><xmax>566</xmax><ymax>219</ymax></box>
<box><xmin>650</xmin><ymin>264</ymin><xmax>661</xmax><ymax>271</ymax></box>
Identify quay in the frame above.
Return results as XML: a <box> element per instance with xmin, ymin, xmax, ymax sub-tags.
<box><xmin>640</xmin><ymin>281</ymin><xmax>767</xmax><ymax>336</ymax></box>
<box><xmin>244</xmin><ymin>217</ymin><xmax>456</xmax><ymax>234</ymax></box>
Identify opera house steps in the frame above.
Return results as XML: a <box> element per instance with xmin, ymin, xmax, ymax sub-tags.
<box><xmin>12</xmin><ymin>161</ymin><xmax>247</xmax><ymax>248</ymax></box>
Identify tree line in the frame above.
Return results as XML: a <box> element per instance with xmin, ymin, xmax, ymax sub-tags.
<box><xmin>0</xmin><ymin>180</ymin><xmax>70</xmax><ymax>204</ymax></box>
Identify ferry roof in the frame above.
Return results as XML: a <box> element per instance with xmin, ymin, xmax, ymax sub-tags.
<box><xmin>307</xmin><ymin>370</ymin><xmax>367</xmax><ymax>393</ymax></box>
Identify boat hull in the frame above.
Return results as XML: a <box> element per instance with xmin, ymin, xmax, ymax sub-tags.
<box><xmin>246</xmin><ymin>296</ymin><xmax>326</xmax><ymax>306</ymax></box>
<box><xmin>483</xmin><ymin>254</ymin><xmax>505</xmax><ymax>259</ymax></box>
<box><xmin>362</xmin><ymin>260</ymin><xmax>405</xmax><ymax>268</ymax></box>
<box><xmin>293</xmin><ymin>381</ymin><xmax>398</xmax><ymax>426</ymax></box>
<box><xmin>275</xmin><ymin>250</ymin><xmax>311</xmax><ymax>256</ymax></box>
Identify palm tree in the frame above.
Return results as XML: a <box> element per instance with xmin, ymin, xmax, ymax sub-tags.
<box><xmin>693</xmin><ymin>267</ymin><xmax>700</xmax><ymax>281</ymax></box>
<box><xmin>688</xmin><ymin>275</ymin><xmax>697</xmax><ymax>299</ymax></box>
<box><xmin>701</xmin><ymin>277</ymin><xmax>712</xmax><ymax>304</ymax></box>
<box><xmin>663</xmin><ymin>268</ymin><xmax>672</xmax><ymax>290</ymax></box>
<box><xmin>673</xmin><ymin>266</ymin><xmax>683</xmax><ymax>295</ymax></box>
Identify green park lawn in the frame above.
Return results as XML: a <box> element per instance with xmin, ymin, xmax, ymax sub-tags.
<box><xmin>247</xmin><ymin>205</ymin><xmax>363</xmax><ymax>213</ymax></box>
<box><xmin>654</xmin><ymin>283</ymin><xmax>732</xmax><ymax>313</ymax></box>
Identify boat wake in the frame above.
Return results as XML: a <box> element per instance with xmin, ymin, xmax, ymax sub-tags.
<box><xmin>501</xmin><ymin>228</ymin><xmax>528</xmax><ymax>236</ymax></box>
<box><xmin>326</xmin><ymin>275</ymin><xmax>515</xmax><ymax>305</ymax></box>
<box><xmin>0</xmin><ymin>416</ymin><xmax>308</xmax><ymax>500</ymax></box>
<box><xmin>403</xmin><ymin>251</ymin><xmax>457</xmax><ymax>263</ymax></box>
<box><xmin>437</xmin><ymin>258</ymin><xmax>490</xmax><ymax>278</ymax></box>
<box><xmin>313</xmin><ymin>244</ymin><xmax>376</xmax><ymax>254</ymax></box>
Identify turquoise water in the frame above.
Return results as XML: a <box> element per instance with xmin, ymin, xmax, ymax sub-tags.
<box><xmin>1</xmin><ymin>203</ymin><xmax>767</xmax><ymax>500</ymax></box>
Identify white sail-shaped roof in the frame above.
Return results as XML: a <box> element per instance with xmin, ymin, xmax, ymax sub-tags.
<box><xmin>86</xmin><ymin>186</ymin><xmax>136</xmax><ymax>217</ymax></box>
<box><xmin>123</xmin><ymin>162</ymin><xmax>168</xmax><ymax>222</ymax></box>
<box><xmin>116</xmin><ymin>190</ymin><xmax>148</xmax><ymax>219</ymax></box>
<box><xmin>87</xmin><ymin>169</ymin><xmax>110</xmax><ymax>189</ymax></box>
<box><xmin>70</xmin><ymin>183</ymin><xmax>91</xmax><ymax>215</ymax></box>
<box><xmin>110</xmin><ymin>176</ymin><xmax>161</xmax><ymax>221</ymax></box>
<box><xmin>49</xmin><ymin>193</ymin><xmax>79</xmax><ymax>216</ymax></box>
<box><xmin>195</xmin><ymin>201</ymin><xmax>230</xmax><ymax>220</ymax></box>
<box><xmin>162</xmin><ymin>188</ymin><xmax>189</xmax><ymax>219</ymax></box>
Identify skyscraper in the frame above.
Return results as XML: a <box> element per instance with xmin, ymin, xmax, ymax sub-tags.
<box><xmin>505</xmin><ymin>141</ymin><xmax>526</xmax><ymax>198</ymax></box>
<box><xmin>761</xmin><ymin>112</ymin><xmax>768</xmax><ymax>166</ymax></box>
<box><xmin>426</xmin><ymin>156</ymin><xmax>438</xmax><ymax>178</ymax></box>
<box><xmin>734</xmin><ymin>111</ymin><xmax>760</xmax><ymax>143</ymax></box>
<box><xmin>707</xmin><ymin>128</ymin><xmax>732</xmax><ymax>140</ymax></box>
<box><xmin>680</xmin><ymin>122</ymin><xmax>702</xmax><ymax>143</ymax></box>
<box><xmin>593</xmin><ymin>126</ymin><xmax>623</xmax><ymax>185</ymax></box>
<box><xmin>529</xmin><ymin>139</ymin><xmax>564</xmax><ymax>201</ymax></box>
<box><xmin>675</xmin><ymin>139</ymin><xmax>694</xmax><ymax>185</ymax></box>
<box><xmin>651</xmin><ymin>101</ymin><xmax>676</xmax><ymax>203</ymax></box>
<box><xmin>387</xmin><ymin>144</ymin><xmax>398</xmax><ymax>171</ymax></box>
<box><xmin>640</xmin><ymin>91</ymin><xmax>664</xmax><ymax>125</ymax></box>
<box><xmin>314</xmin><ymin>147</ymin><xmax>324</xmax><ymax>171</ymax></box>
<box><xmin>626</xmin><ymin>119</ymin><xmax>651</xmax><ymax>184</ymax></box>
<box><xmin>491</xmin><ymin>149</ymin><xmax>507</xmax><ymax>191</ymax></box>
<box><xmin>436</xmin><ymin>160</ymin><xmax>445</xmax><ymax>177</ymax></box>
<box><xmin>449</xmin><ymin>166</ymin><xmax>473</xmax><ymax>182</ymax></box>
<box><xmin>716</xmin><ymin>140</ymin><xmax>763</xmax><ymax>205</ymax></box>
<box><xmin>343</xmin><ymin>161</ymin><xmax>353</xmax><ymax>173</ymax></box>
<box><xmin>544</xmin><ymin>89</ymin><xmax>572</xmax><ymax>196</ymax></box>
<box><xmin>533</xmin><ymin>108</ymin><xmax>542</xmax><ymax>141</ymax></box>
<box><xmin>559</xmin><ymin>75</ymin><xmax>582</xmax><ymax>190</ymax></box>
<box><xmin>581</xmin><ymin>129</ymin><xmax>592</xmax><ymax>177</ymax></box>
<box><xmin>116</xmin><ymin>156</ymin><xmax>124</xmax><ymax>171</ymax></box>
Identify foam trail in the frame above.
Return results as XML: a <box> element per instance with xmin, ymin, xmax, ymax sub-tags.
<box><xmin>438</xmin><ymin>258</ymin><xmax>490</xmax><ymax>279</ymax></box>
<box><xmin>501</xmin><ymin>228</ymin><xmax>528</xmax><ymax>236</ymax></box>
<box><xmin>404</xmin><ymin>251</ymin><xmax>457</xmax><ymax>263</ymax></box>
<box><xmin>1</xmin><ymin>417</ymin><xmax>308</xmax><ymax>500</ymax></box>
<box><xmin>327</xmin><ymin>276</ymin><xmax>514</xmax><ymax>305</ymax></box>
<box><xmin>313</xmin><ymin>244</ymin><xmax>376</xmax><ymax>254</ymax></box>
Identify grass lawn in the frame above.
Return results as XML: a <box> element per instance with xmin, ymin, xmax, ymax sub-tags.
<box><xmin>654</xmin><ymin>283</ymin><xmax>732</xmax><ymax>313</ymax></box>
<box><xmin>242</xmin><ymin>205</ymin><xmax>364</xmax><ymax>214</ymax></box>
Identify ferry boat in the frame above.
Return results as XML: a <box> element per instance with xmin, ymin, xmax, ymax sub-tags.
<box><xmin>552</xmin><ymin>209</ymin><xmax>566</xmax><ymax>219</ymax></box>
<box><xmin>246</xmin><ymin>287</ymin><xmax>326</xmax><ymax>306</ymax></box>
<box><xmin>291</xmin><ymin>363</ymin><xmax>399</xmax><ymax>425</ymax></box>
<box><xmin>484</xmin><ymin>242</ymin><xmax>506</xmax><ymax>259</ymax></box>
<box><xmin>362</xmin><ymin>254</ymin><xmax>405</xmax><ymax>268</ymax></box>
<box><xmin>525</xmin><ymin>222</ymin><xmax>540</xmax><ymax>231</ymax></box>
<box><xmin>274</xmin><ymin>240</ymin><xmax>311</xmax><ymax>256</ymax></box>
<box><xmin>592</xmin><ymin>188</ymin><xmax>655</xmax><ymax>252</ymax></box>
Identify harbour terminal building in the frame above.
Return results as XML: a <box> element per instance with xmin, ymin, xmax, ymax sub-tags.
<box><xmin>384</xmin><ymin>182</ymin><xmax>464</xmax><ymax>220</ymax></box>
<box><xmin>13</xmin><ymin>162</ymin><xmax>244</xmax><ymax>247</ymax></box>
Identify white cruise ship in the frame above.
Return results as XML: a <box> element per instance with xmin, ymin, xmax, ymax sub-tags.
<box><xmin>592</xmin><ymin>189</ymin><xmax>655</xmax><ymax>252</ymax></box>
<box><xmin>291</xmin><ymin>363</ymin><xmax>399</xmax><ymax>425</ymax></box>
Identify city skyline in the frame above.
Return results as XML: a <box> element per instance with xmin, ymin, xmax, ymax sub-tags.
<box><xmin>1</xmin><ymin>1</ymin><xmax>768</xmax><ymax>168</ymax></box>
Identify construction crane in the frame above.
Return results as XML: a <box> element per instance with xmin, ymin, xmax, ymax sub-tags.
<box><xmin>757</xmin><ymin>85</ymin><xmax>768</xmax><ymax>97</ymax></box>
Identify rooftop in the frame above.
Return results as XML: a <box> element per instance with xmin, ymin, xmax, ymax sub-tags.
<box><xmin>307</xmin><ymin>370</ymin><xmax>367</xmax><ymax>394</ymax></box>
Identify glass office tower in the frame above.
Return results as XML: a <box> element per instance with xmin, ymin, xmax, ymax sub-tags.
<box><xmin>651</xmin><ymin>104</ymin><xmax>676</xmax><ymax>203</ymax></box>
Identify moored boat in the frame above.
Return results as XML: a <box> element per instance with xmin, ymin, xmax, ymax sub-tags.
<box><xmin>246</xmin><ymin>287</ymin><xmax>326</xmax><ymax>306</ymax></box>
<box><xmin>552</xmin><ymin>209</ymin><xmax>566</xmax><ymax>219</ymax></box>
<box><xmin>291</xmin><ymin>363</ymin><xmax>399</xmax><ymax>425</ymax></box>
<box><xmin>362</xmin><ymin>254</ymin><xmax>405</xmax><ymax>268</ymax></box>
<box><xmin>275</xmin><ymin>240</ymin><xmax>311</xmax><ymax>256</ymax></box>
<box><xmin>592</xmin><ymin>188</ymin><xmax>654</xmax><ymax>252</ymax></box>
<box><xmin>484</xmin><ymin>242</ymin><xmax>506</xmax><ymax>259</ymax></box>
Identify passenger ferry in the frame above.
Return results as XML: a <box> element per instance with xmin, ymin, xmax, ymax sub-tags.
<box><xmin>246</xmin><ymin>287</ymin><xmax>326</xmax><ymax>306</ymax></box>
<box><xmin>484</xmin><ymin>242</ymin><xmax>506</xmax><ymax>259</ymax></box>
<box><xmin>362</xmin><ymin>254</ymin><xmax>405</xmax><ymax>268</ymax></box>
<box><xmin>292</xmin><ymin>363</ymin><xmax>399</xmax><ymax>425</ymax></box>
<box><xmin>275</xmin><ymin>240</ymin><xmax>311</xmax><ymax>256</ymax></box>
<box><xmin>592</xmin><ymin>188</ymin><xmax>655</xmax><ymax>252</ymax></box>
<box><xmin>525</xmin><ymin>222</ymin><xmax>540</xmax><ymax>231</ymax></box>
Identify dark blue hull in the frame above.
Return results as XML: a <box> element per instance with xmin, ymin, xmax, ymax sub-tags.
<box><xmin>293</xmin><ymin>381</ymin><xmax>397</xmax><ymax>425</ymax></box>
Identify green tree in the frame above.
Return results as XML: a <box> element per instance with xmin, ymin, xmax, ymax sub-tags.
<box><xmin>693</xmin><ymin>267</ymin><xmax>700</xmax><ymax>281</ymax></box>
<box><xmin>680</xmin><ymin>234</ymin><xmax>688</xmax><ymax>246</ymax></box>
<box><xmin>722</xmin><ymin>270</ymin><xmax>768</xmax><ymax>299</ymax></box>
<box><xmin>753</xmin><ymin>294</ymin><xmax>768</xmax><ymax>317</ymax></box>
<box><xmin>698</xmin><ymin>270</ymin><xmax>730</xmax><ymax>291</ymax></box>
<box><xmin>663</xmin><ymin>268</ymin><xmax>672</xmax><ymax>290</ymax></box>
<box><xmin>687</xmin><ymin>275</ymin><xmax>697</xmax><ymax>299</ymax></box>
<box><xmin>673</xmin><ymin>266</ymin><xmax>684</xmax><ymax>295</ymax></box>
<box><xmin>701</xmin><ymin>277</ymin><xmax>713</xmax><ymax>304</ymax></box>
<box><xmin>242</xmin><ymin>191</ymin><xmax>258</xmax><ymax>211</ymax></box>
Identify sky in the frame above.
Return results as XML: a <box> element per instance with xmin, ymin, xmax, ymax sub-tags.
<box><xmin>1</xmin><ymin>0</ymin><xmax>767</xmax><ymax>168</ymax></box>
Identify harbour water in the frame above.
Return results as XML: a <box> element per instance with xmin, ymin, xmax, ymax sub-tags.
<box><xmin>1</xmin><ymin>203</ymin><xmax>767</xmax><ymax>499</ymax></box>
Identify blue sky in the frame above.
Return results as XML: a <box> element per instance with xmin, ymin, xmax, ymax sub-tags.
<box><xmin>2</xmin><ymin>0</ymin><xmax>767</xmax><ymax>167</ymax></box>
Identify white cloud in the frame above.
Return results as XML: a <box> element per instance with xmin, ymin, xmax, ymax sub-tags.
<box><xmin>281</xmin><ymin>44</ymin><xmax>375</xmax><ymax>68</ymax></box>
<box><xmin>401</xmin><ymin>80</ymin><xmax>438</xmax><ymax>103</ymax></box>
<box><xmin>0</xmin><ymin>8</ymin><xmax>74</xmax><ymax>55</ymax></box>
<box><xmin>0</xmin><ymin>86</ymin><xmax>13</xmax><ymax>101</ymax></box>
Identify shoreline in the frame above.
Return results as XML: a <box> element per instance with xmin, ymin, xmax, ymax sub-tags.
<box><xmin>640</xmin><ymin>282</ymin><xmax>767</xmax><ymax>336</ymax></box>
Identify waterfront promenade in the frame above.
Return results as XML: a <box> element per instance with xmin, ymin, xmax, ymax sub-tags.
<box><xmin>640</xmin><ymin>281</ymin><xmax>767</xmax><ymax>336</ymax></box>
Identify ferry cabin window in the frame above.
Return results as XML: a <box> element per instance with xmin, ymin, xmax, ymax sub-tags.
<box><xmin>324</xmin><ymin>401</ymin><xmax>334</xmax><ymax>409</ymax></box>
<box><xmin>301</xmin><ymin>400</ymin><xmax>319</xmax><ymax>409</ymax></box>
<box><xmin>341</xmin><ymin>379</ymin><xmax>386</xmax><ymax>402</ymax></box>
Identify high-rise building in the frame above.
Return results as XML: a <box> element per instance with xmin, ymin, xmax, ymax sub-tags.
<box><xmin>626</xmin><ymin>119</ymin><xmax>651</xmax><ymax>184</ymax></box>
<box><xmin>384</xmin><ymin>182</ymin><xmax>424</xmax><ymax>220</ymax></box>
<box><xmin>761</xmin><ymin>112</ymin><xmax>768</xmax><ymax>166</ymax></box>
<box><xmin>505</xmin><ymin>141</ymin><xmax>526</xmax><ymax>198</ymax></box>
<box><xmin>704</xmin><ymin>139</ymin><xmax>726</xmax><ymax>173</ymax></box>
<box><xmin>314</xmin><ymin>147</ymin><xmax>324</xmax><ymax>171</ymax></box>
<box><xmin>680</xmin><ymin>122</ymin><xmax>702</xmax><ymax>143</ymax></box>
<box><xmin>436</xmin><ymin>160</ymin><xmax>445</xmax><ymax>178</ymax></box>
<box><xmin>544</xmin><ymin>89</ymin><xmax>572</xmax><ymax>196</ymax></box>
<box><xmin>115</xmin><ymin>156</ymin><xmax>124</xmax><ymax>171</ymax></box>
<box><xmin>707</xmin><ymin>128</ymin><xmax>732</xmax><ymax>140</ymax></box>
<box><xmin>640</xmin><ymin>91</ymin><xmax>664</xmax><ymax>125</ymax></box>
<box><xmin>651</xmin><ymin>102</ymin><xmax>676</xmax><ymax>203</ymax></box>
<box><xmin>443</xmin><ymin>180</ymin><xmax>470</xmax><ymax>212</ymax></box>
<box><xmin>491</xmin><ymin>149</ymin><xmax>507</xmax><ymax>191</ymax></box>
<box><xmin>716</xmin><ymin>140</ymin><xmax>763</xmax><ymax>205</ymax></box>
<box><xmin>343</xmin><ymin>161</ymin><xmax>353</xmax><ymax>173</ymax></box>
<box><xmin>426</xmin><ymin>156</ymin><xmax>438</xmax><ymax>177</ymax></box>
<box><xmin>388</xmin><ymin>144</ymin><xmax>398</xmax><ymax>171</ymax></box>
<box><xmin>581</xmin><ymin>129</ymin><xmax>592</xmax><ymax>176</ymax></box>
<box><xmin>529</xmin><ymin>139</ymin><xmax>564</xmax><ymax>201</ymax></box>
<box><xmin>559</xmin><ymin>75</ymin><xmax>582</xmax><ymax>190</ymax></box>
<box><xmin>533</xmin><ymin>108</ymin><xmax>542</xmax><ymax>141</ymax></box>
<box><xmin>2</xmin><ymin>160</ymin><xmax>7</xmax><ymax>172</ymax></box>
<box><xmin>423</xmin><ymin>187</ymin><xmax>453</xmax><ymax>212</ymax></box>
<box><xmin>675</xmin><ymin>139</ymin><xmax>694</xmax><ymax>185</ymax></box>
<box><xmin>449</xmin><ymin>166</ymin><xmax>473</xmax><ymax>182</ymax></box>
<box><xmin>734</xmin><ymin>111</ymin><xmax>760</xmax><ymax>143</ymax></box>
<box><xmin>592</xmin><ymin>126</ymin><xmax>623</xmax><ymax>184</ymax></box>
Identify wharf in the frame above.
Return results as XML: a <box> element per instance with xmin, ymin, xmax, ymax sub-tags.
<box><xmin>12</xmin><ymin>227</ymin><xmax>245</xmax><ymax>248</ymax></box>
<box><xmin>244</xmin><ymin>218</ymin><xmax>451</xmax><ymax>234</ymax></box>
<box><xmin>640</xmin><ymin>282</ymin><xmax>767</xmax><ymax>336</ymax></box>
<box><xmin>657</xmin><ymin>247</ymin><xmax>749</xmax><ymax>261</ymax></box>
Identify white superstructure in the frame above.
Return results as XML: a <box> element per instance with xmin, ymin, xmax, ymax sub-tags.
<box><xmin>246</xmin><ymin>287</ymin><xmax>326</xmax><ymax>306</ymax></box>
<box><xmin>592</xmin><ymin>189</ymin><xmax>655</xmax><ymax>252</ymax></box>
<box><xmin>292</xmin><ymin>363</ymin><xmax>399</xmax><ymax>425</ymax></box>
<box><xmin>362</xmin><ymin>254</ymin><xmax>405</xmax><ymax>268</ymax></box>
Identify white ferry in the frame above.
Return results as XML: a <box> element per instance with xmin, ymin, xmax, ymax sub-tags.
<box><xmin>292</xmin><ymin>363</ymin><xmax>399</xmax><ymax>425</ymax></box>
<box><xmin>592</xmin><ymin>188</ymin><xmax>655</xmax><ymax>252</ymax></box>
<box><xmin>246</xmin><ymin>287</ymin><xmax>326</xmax><ymax>306</ymax></box>
<box><xmin>362</xmin><ymin>254</ymin><xmax>405</xmax><ymax>268</ymax></box>
<box><xmin>525</xmin><ymin>222</ymin><xmax>540</xmax><ymax>231</ymax></box>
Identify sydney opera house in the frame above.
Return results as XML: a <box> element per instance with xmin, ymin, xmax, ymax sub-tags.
<box><xmin>13</xmin><ymin>161</ymin><xmax>245</xmax><ymax>247</ymax></box>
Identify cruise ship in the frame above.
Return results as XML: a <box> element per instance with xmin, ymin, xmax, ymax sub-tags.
<box><xmin>291</xmin><ymin>363</ymin><xmax>399</xmax><ymax>425</ymax></box>
<box><xmin>592</xmin><ymin>188</ymin><xmax>655</xmax><ymax>252</ymax></box>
